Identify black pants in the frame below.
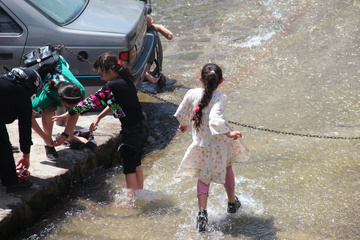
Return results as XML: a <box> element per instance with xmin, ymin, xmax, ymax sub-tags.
<box><xmin>0</xmin><ymin>122</ymin><xmax>18</xmax><ymax>186</ymax></box>
<box><xmin>119</xmin><ymin>119</ymin><xmax>149</xmax><ymax>174</ymax></box>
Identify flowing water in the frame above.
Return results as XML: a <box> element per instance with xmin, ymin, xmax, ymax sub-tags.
<box><xmin>17</xmin><ymin>0</ymin><xmax>359</xmax><ymax>239</ymax></box>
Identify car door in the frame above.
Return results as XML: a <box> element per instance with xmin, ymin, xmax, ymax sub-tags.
<box><xmin>0</xmin><ymin>4</ymin><xmax>27</xmax><ymax>69</ymax></box>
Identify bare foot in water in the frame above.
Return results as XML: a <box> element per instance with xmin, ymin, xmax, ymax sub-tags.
<box><xmin>145</xmin><ymin>72</ymin><xmax>158</xmax><ymax>83</ymax></box>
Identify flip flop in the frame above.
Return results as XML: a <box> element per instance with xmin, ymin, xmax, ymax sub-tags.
<box><xmin>17</xmin><ymin>168</ymin><xmax>31</xmax><ymax>180</ymax></box>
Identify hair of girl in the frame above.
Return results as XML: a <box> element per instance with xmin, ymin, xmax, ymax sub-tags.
<box><xmin>192</xmin><ymin>63</ymin><xmax>223</xmax><ymax>131</ymax></box>
<box><xmin>93</xmin><ymin>52</ymin><xmax>134</xmax><ymax>80</ymax></box>
<box><xmin>58</xmin><ymin>82</ymin><xmax>83</xmax><ymax>104</ymax></box>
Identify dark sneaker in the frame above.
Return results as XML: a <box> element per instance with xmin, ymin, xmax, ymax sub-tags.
<box><xmin>11</xmin><ymin>145</ymin><xmax>20</xmax><ymax>153</ymax></box>
<box><xmin>227</xmin><ymin>196</ymin><xmax>241</xmax><ymax>213</ymax></box>
<box><xmin>196</xmin><ymin>209</ymin><xmax>208</xmax><ymax>232</ymax></box>
<box><xmin>44</xmin><ymin>145</ymin><xmax>59</xmax><ymax>160</ymax></box>
<box><xmin>6</xmin><ymin>179</ymin><xmax>33</xmax><ymax>193</ymax></box>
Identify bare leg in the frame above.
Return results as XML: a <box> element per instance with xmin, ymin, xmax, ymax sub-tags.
<box><xmin>224</xmin><ymin>166</ymin><xmax>236</xmax><ymax>202</ymax></box>
<box><xmin>198</xmin><ymin>194</ymin><xmax>208</xmax><ymax>210</ymax></box>
<box><xmin>41</xmin><ymin>111</ymin><xmax>55</xmax><ymax>139</ymax></box>
<box><xmin>135</xmin><ymin>166</ymin><xmax>144</xmax><ymax>189</ymax></box>
<box><xmin>125</xmin><ymin>172</ymin><xmax>138</xmax><ymax>189</ymax></box>
<box><xmin>197</xmin><ymin>180</ymin><xmax>209</xmax><ymax>232</ymax></box>
<box><xmin>225</xmin><ymin>187</ymin><xmax>235</xmax><ymax>203</ymax></box>
<box><xmin>125</xmin><ymin>166</ymin><xmax>144</xmax><ymax>190</ymax></box>
<box><xmin>144</xmin><ymin>62</ymin><xmax>158</xmax><ymax>83</ymax></box>
<box><xmin>119</xmin><ymin>168</ymin><xmax>143</xmax><ymax>208</ymax></box>
<box><xmin>197</xmin><ymin>180</ymin><xmax>210</xmax><ymax>210</ymax></box>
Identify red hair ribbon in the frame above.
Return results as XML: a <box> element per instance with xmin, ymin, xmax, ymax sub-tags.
<box><xmin>117</xmin><ymin>59</ymin><xmax>122</xmax><ymax>65</ymax></box>
<box><xmin>194</xmin><ymin>106</ymin><xmax>200</xmax><ymax>113</ymax></box>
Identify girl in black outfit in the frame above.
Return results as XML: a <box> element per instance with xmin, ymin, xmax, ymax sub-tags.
<box><xmin>53</xmin><ymin>53</ymin><xmax>149</xmax><ymax>206</ymax></box>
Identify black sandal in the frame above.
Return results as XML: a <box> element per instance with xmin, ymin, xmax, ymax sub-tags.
<box><xmin>196</xmin><ymin>209</ymin><xmax>208</xmax><ymax>232</ymax></box>
<box><xmin>227</xmin><ymin>196</ymin><xmax>241</xmax><ymax>213</ymax></box>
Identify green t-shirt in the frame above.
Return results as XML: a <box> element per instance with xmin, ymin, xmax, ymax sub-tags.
<box><xmin>32</xmin><ymin>56</ymin><xmax>85</xmax><ymax>112</ymax></box>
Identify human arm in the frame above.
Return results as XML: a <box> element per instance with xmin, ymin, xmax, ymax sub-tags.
<box><xmin>89</xmin><ymin>106</ymin><xmax>112</xmax><ymax>133</ymax></box>
<box><xmin>209</xmin><ymin>94</ymin><xmax>236</xmax><ymax>136</ymax></box>
<box><xmin>17</xmin><ymin>153</ymin><xmax>30</xmax><ymax>170</ymax></box>
<box><xmin>178</xmin><ymin>124</ymin><xmax>188</xmax><ymax>133</ymax></box>
<box><xmin>52</xmin><ymin>112</ymin><xmax>79</xmax><ymax>146</ymax></box>
<box><xmin>17</xmin><ymin>99</ymin><xmax>33</xmax><ymax>170</ymax></box>
<box><xmin>153</xmin><ymin>24</ymin><xmax>174</xmax><ymax>40</ymax></box>
<box><xmin>67</xmin><ymin>86</ymin><xmax>116</xmax><ymax>115</ymax></box>
<box><xmin>174</xmin><ymin>89</ymin><xmax>194</xmax><ymax>132</ymax></box>
<box><xmin>224</xmin><ymin>131</ymin><xmax>242</xmax><ymax>140</ymax></box>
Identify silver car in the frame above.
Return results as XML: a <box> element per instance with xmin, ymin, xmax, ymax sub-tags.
<box><xmin>0</xmin><ymin>0</ymin><xmax>154</xmax><ymax>92</ymax></box>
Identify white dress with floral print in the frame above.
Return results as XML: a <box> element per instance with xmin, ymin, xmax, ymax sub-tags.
<box><xmin>174</xmin><ymin>88</ymin><xmax>252</xmax><ymax>185</ymax></box>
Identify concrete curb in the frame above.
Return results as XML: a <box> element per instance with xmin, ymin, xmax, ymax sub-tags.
<box><xmin>0</xmin><ymin>111</ymin><xmax>121</xmax><ymax>239</ymax></box>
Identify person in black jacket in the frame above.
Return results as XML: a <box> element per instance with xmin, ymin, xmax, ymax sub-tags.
<box><xmin>0</xmin><ymin>67</ymin><xmax>42</xmax><ymax>193</ymax></box>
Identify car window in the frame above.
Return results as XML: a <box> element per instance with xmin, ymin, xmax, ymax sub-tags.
<box><xmin>26</xmin><ymin>0</ymin><xmax>88</xmax><ymax>25</ymax></box>
<box><xmin>0</xmin><ymin>8</ymin><xmax>22</xmax><ymax>34</ymax></box>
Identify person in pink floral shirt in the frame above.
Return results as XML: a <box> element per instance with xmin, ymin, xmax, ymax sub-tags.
<box><xmin>174</xmin><ymin>63</ymin><xmax>252</xmax><ymax>232</ymax></box>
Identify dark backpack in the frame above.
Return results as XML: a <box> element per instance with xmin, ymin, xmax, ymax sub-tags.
<box><xmin>22</xmin><ymin>45</ymin><xmax>60</xmax><ymax>77</ymax></box>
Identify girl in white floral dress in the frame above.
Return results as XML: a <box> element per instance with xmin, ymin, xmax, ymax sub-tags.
<box><xmin>174</xmin><ymin>63</ymin><xmax>252</xmax><ymax>232</ymax></box>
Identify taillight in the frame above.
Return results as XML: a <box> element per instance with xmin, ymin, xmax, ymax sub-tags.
<box><xmin>119</xmin><ymin>46</ymin><xmax>137</xmax><ymax>65</ymax></box>
<box><xmin>119</xmin><ymin>52</ymin><xmax>129</xmax><ymax>61</ymax></box>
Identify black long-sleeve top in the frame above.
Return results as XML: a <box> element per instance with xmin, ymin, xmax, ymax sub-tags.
<box><xmin>0</xmin><ymin>76</ymin><xmax>33</xmax><ymax>154</ymax></box>
<box><xmin>68</xmin><ymin>77</ymin><xmax>145</xmax><ymax>127</ymax></box>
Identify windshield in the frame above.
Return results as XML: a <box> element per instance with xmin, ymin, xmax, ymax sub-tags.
<box><xmin>27</xmin><ymin>0</ymin><xmax>88</xmax><ymax>25</ymax></box>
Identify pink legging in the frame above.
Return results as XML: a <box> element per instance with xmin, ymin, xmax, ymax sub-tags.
<box><xmin>197</xmin><ymin>166</ymin><xmax>235</xmax><ymax>195</ymax></box>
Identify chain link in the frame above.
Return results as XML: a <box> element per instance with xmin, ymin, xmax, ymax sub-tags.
<box><xmin>139</xmin><ymin>89</ymin><xmax>360</xmax><ymax>140</ymax></box>
<box><xmin>56</xmin><ymin>45</ymin><xmax>94</xmax><ymax>65</ymax></box>
<box><xmin>56</xmin><ymin>44</ymin><xmax>359</xmax><ymax>140</ymax></box>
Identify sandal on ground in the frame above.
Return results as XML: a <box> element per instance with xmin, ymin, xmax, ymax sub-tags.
<box><xmin>17</xmin><ymin>168</ymin><xmax>31</xmax><ymax>180</ymax></box>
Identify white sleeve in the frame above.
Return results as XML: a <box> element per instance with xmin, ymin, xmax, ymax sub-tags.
<box><xmin>209</xmin><ymin>94</ymin><xmax>230</xmax><ymax>135</ymax></box>
<box><xmin>174</xmin><ymin>89</ymin><xmax>194</xmax><ymax>126</ymax></box>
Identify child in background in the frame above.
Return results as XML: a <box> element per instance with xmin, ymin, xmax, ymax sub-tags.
<box><xmin>142</xmin><ymin>0</ymin><xmax>174</xmax><ymax>83</ymax></box>
<box><xmin>174</xmin><ymin>63</ymin><xmax>252</xmax><ymax>232</ymax></box>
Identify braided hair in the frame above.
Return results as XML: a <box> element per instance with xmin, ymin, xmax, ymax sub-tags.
<box><xmin>192</xmin><ymin>63</ymin><xmax>223</xmax><ymax>131</ymax></box>
<box><xmin>93</xmin><ymin>52</ymin><xmax>133</xmax><ymax>80</ymax></box>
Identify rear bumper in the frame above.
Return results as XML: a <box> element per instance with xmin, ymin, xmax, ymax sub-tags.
<box><xmin>75</xmin><ymin>33</ymin><xmax>154</xmax><ymax>94</ymax></box>
<box><xmin>131</xmin><ymin>32</ymin><xmax>154</xmax><ymax>87</ymax></box>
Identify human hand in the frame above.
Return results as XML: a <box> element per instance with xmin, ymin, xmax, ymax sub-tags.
<box><xmin>225</xmin><ymin>131</ymin><xmax>242</xmax><ymax>140</ymax></box>
<box><xmin>17</xmin><ymin>154</ymin><xmax>30</xmax><ymax>170</ymax></box>
<box><xmin>179</xmin><ymin>125</ymin><xmax>188</xmax><ymax>133</ymax></box>
<box><xmin>52</xmin><ymin>112</ymin><xmax>69</xmax><ymax>122</ymax></box>
<box><xmin>89</xmin><ymin>118</ymin><xmax>100</xmax><ymax>133</ymax></box>
<box><xmin>43</xmin><ymin>135</ymin><xmax>55</xmax><ymax>147</ymax></box>
<box><xmin>166</xmin><ymin>31</ymin><xmax>174</xmax><ymax>40</ymax></box>
<box><xmin>54</xmin><ymin>135</ymin><xmax>67</xmax><ymax>146</ymax></box>
<box><xmin>147</xmin><ymin>15</ymin><xmax>154</xmax><ymax>27</ymax></box>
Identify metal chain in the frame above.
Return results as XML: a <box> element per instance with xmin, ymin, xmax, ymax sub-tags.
<box><xmin>139</xmin><ymin>89</ymin><xmax>360</xmax><ymax>140</ymax></box>
<box><xmin>56</xmin><ymin>45</ymin><xmax>94</xmax><ymax>65</ymax></box>
<box><xmin>55</xmin><ymin>44</ymin><xmax>359</xmax><ymax>140</ymax></box>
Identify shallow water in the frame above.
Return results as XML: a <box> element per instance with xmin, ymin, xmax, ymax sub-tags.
<box><xmin>17</xmin><ymin>0</ymin><xmax>359</xmax><ymax>239</ymax></box>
